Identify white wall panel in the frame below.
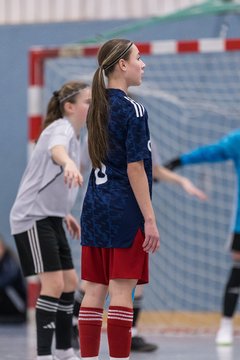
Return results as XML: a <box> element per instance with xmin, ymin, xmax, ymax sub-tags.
<box><xmin>0</xmin><ymin>0</ymin><xmax>207</xmax><ymax>25</ymax></box>
<box><xmin>0</xmin><ymin>0</ymin><xmax>6</xmax><ymax>23</ymax></box>
<box><xmin>24</xmin><ymin>0</ymin><xmax>36</xmax><ymax>23</ymax></box>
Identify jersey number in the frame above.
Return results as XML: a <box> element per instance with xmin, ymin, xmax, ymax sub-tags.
<box><xmin>94</xmin><ymin>164</ymin><xmax>108</xmax><ymax>185</ymax></box>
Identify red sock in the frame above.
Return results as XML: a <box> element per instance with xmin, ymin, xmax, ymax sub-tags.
<box><xmin>78</xmin><ymin>307</ymin><xmax>103</xmax><ymax>357</ymax></box>
<box><xmin>107</xmin><ymin>306</ymin><xmax>133</xmax><ymax>358</ymax></box>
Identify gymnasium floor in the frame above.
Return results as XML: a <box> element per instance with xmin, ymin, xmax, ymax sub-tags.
<box><xmin>0</xmin><ymin>323</ymin><xmax>240</xmax><ymax>360</ymax></box>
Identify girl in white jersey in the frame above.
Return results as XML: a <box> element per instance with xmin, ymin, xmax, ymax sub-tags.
<box><xmin>10</xmin><ymin>81</ymin><xmax>91</xmax><ymax>360</ymax></box>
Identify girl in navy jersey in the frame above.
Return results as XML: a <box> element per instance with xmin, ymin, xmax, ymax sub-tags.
<box><xmin>79</xmin><ymin>39</ymin><xmax>160</xmax><ymax>360</ymax></box>
<box><xmin>71</xmin><ymin>135</ymin><xmax>207</xmax><ymax>352</ymax></box>
<box><xmin>10</xmin><ymin>81</ymin><xmax>91</xmax><ymax>360</ymax></box>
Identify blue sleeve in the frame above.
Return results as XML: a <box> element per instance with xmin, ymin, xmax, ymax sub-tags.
<box><xmin>125</xmin><ymin>106</ymin><xmax>150</xmax><ymax>163</ymax></box>
<box><xmin>180</xmin><ymin>131</ymin><xmax>240</xmax><ymax>166</ymax></box>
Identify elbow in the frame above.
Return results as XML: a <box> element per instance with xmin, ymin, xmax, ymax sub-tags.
<box><xmin>127</xmin><ymin>161</ymin><xmax>145</xmax><ymax>178</ymax></box>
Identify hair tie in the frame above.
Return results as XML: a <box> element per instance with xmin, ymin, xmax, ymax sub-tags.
<box><xmin>53</xmin><ymin>90</ymin><xmax>59</xmax><ymax>98</ymax></box>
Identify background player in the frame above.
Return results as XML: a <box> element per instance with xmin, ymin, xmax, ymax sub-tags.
<box><xmin>10</xmin><ymin>81</ymin><xmax>91</xmax><ymax>360</ymax></box>
<box><xmin>164</xmin><ymin>129</ymin><xmax>240</xmax><ymax>346</ymax></box>
<box><xmin>0</xmin><ymin>233</ymin><xmax>27</xmax><ymax>324</ymax></box>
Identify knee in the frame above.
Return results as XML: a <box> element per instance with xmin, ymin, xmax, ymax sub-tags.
<box><xmin>70</xmin><ymin>272</ymin><xmax>79</xmax><ymax>290</ymax></box>
<box><xmin>84</xmin><ymin>283</ymin><xmax>108</xmax><ymax>306</ymax></box>
<box><xmin>63</xmin><ymin>270</ymin><xmax>78</xmax><ymax>292</ymax></box>
<box><xmin>53</xmin><ymin>280</ymin><xmax>65</xmax><ymax>296</ymax></box>
<box><xmin>41</xmin><ymin>278</ymin><xmax>64</xmax><ymax>298</ymax></box>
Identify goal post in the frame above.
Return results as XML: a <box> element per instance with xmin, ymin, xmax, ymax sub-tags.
<box><xmin>28</xmin><ymin>38</ymin><xmax>240</xmax><ymax>148</ymax></box>
<box><xmin>27</xmin><ymin>38</ymin><xmax>240</xmax><ymax>330</ymax></box>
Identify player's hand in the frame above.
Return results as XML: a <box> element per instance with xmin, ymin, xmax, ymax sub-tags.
<box><xmin>64</xmin><ymin>160</ymin><xmax>83</xmax><ymax>188</ymax></box>
<box><xmin>64</xmin><ymin>214</ymin><xmax>81</xmax><ymax>239</ymax></box>
<box><xmin>181</xmin><ymin>178</ymin><xmax>208</xmax><ymax>201</ymax></box>
<box><xmin>143</xmin><ymin>219</ymin><xmax>160</xmax><ymax>253</ymax></box>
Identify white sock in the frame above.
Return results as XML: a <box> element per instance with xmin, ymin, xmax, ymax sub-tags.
<box><xmin>37</xmin><ymin>356</ymin><xmax>53</xmax><ymax>360</ymax></box>
<box><xmin>110</xmin><ymin>358</ymin><xmax>129</xmax><ymax>360</ymax></box>
<box><xmin>81</xmin><ymin>357</ymin><xmax>99</xmax><ymax>360</ymax></box>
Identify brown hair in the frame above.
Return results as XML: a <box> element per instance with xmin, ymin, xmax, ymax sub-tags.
<box><xmin>87</xmin><ymin>39</ymin><xmax>133</xmax><ymax>169</ymax></box>
<box><xmin>43</xmin><ymin>81</ymin><xmax>89</xmax><ymax>130</ymax></box>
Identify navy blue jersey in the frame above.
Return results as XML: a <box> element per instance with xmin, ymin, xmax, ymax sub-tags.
<box><xmin>81</xmin><ymin>89</ymin><xmax>152</xmax><ymax>248</ymax></box>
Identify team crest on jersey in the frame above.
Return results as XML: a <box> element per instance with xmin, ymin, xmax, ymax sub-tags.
<box><xmin>124</xmin><ymin>96</ymin><xmax>145</xmax><ymax>118</ymax></box>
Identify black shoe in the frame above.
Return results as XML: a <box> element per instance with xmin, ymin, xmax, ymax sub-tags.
<box><xmin>131</xmin><ymin>336</ymin><xmax>158</xmax><ymax>352</ymax></box>
<box><xmin>71</xmin><ymin>325</ymin><xmax>79</xmax><ymax>349</ymax></box>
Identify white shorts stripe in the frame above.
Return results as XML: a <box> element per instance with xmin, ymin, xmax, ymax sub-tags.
<box><xmin>27</xmin><ymin>223</ymin><xmax>44</xmax><ymax>273</ymax></box>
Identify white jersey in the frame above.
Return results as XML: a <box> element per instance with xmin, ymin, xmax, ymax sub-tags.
<box><xmin>10</xmin><ymin>118</ymin><xmax>81</xmax><ymax>235</ymax></box>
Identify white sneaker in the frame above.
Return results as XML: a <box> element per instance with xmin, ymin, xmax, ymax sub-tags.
<box><xmin>215</xmin><ymin>317</ymin><xmax>233</xmax><ymax>346</ymax></box>
<box><xmin>54</xmin><ymin>348</ymin><xmax>80</xmax><ymax>360</ymax></box>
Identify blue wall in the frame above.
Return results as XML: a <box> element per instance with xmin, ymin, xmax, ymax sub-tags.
<box><xmin>0</xmin><ymin>13</ymin><xmax>240</xmax><ymax>245</ymax></box>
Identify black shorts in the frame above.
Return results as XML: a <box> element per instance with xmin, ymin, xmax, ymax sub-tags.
<box><xmin>14</xmin><ymin>217</ymin><xmax>74</xmax><ymax>277</ymax></box>
<box><xmin>227</xmin><ymin>233</ymin><xmax>240</xmax><ymax>252</ymax></box>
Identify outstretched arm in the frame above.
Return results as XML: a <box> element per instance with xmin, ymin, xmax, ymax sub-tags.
<box><xmin>153</xmin><ymin>165</ymin><xmax>207</xmax><ymax>201</ymax></box>
<box><xmin>51</xmin><ymin>145</ymin><xmax>83</xmax><ymax>188</ymax></box>
<box><xmin>164</xmin><ymin>131</ymin><xmax>239</xmax><ymax>170</ymax></box>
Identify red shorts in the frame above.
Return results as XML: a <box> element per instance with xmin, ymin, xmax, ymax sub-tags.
<box><xmin>81</xmin><ymin>229</ymin><xmax>149</xmax><ymax>285</ymax></box>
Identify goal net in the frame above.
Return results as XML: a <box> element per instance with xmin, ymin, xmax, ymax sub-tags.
<box><xmin>28</xmin><ymin>38</ymin><xmax>240</xmax><ymax>328</ymax></box>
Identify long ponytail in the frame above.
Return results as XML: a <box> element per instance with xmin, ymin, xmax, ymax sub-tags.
<box><xmin>87</xmin><ymin>39</ymin><xmax>132</xmax><ymax>169</ymax></box>
<box><xmin>87</xmin><ymin>67</ymin><xmax>108</xmax><ymax>169</ymax></box>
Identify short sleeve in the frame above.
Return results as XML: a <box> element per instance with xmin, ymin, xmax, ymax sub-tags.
<box><xmin>48</xmin><ymin>121</ymin><xmax>74</xmax><ymax>152</ymax></box>
<box><xmin>125</xmin><ymin>104</ymin><xmax>151</xmax><ymax>163</ymax></box>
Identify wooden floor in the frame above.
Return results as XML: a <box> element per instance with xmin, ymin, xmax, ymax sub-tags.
<box><xmin>137</xmin><ymin>311</ymin><xmax>240</xmax><ymax>332</ymax></box>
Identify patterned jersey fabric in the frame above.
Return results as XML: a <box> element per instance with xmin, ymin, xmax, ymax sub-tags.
<box><xmin>81</xmin><ymin>88</ymin><xmax>152</xmax><ymax>248</ymax></box>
